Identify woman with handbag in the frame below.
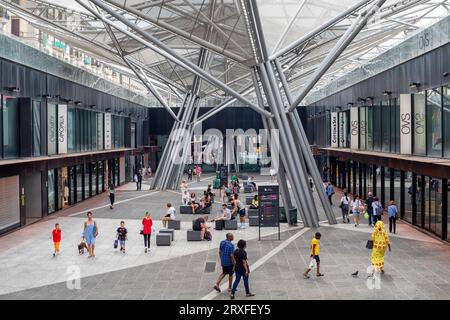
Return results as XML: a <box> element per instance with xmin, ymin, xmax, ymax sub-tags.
<box><xmin>141</xmin><ymin>212</ymin><xmax>153</xmax><ymax>253</ymax></box>
<box><xmin>350</xmin><ymin>195</ymin><xmax>362</xmax><ymax>227</ymax></box>
<box><xmin>371</xmin><ymin>221</ymin><xmax>391</xmax><ymax>274</ymax></box>
<box><xmin>339</xmin><ymin>192</ymin><xmax>351</xmax><ymax>223</ymax></box>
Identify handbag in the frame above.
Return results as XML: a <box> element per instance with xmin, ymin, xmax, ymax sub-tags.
<box><xmin>139</xmin><ymin>229</ymin><xmax>144</xmax><ymax>235</ymax></box>
<box><xmin>338</xmin><ymin>201</ymin><xmax>343</xmax><ymax>209</ymax></box>
<box><xmin>366</xmin><ymin>240</ymin><xmax>374</xmax><ymax>249</ymax></box>
<box><xmin>114</xmin><ymin>239</ymin><xmax>118</xmax><ymax>249</ymax></box>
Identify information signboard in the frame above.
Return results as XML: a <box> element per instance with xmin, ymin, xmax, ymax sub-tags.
<box><xmin>258</xmin><ymin>185</ymin><xmax>280</xmax><ymax>240</ymax></box>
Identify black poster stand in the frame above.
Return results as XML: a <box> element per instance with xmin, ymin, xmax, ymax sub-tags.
<box><xmin>258</xmin><ymin>185</ymin><xmax>280</xmax><ymax>241</ymax></box>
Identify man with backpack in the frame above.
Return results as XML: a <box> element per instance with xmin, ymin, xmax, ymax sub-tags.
<box><xmin>366</xmin><ymin>192</ymin><xmax>374</xmax><ymax>226</ymax></box>
<box><xmin>372</xmin><ymin>197</ymin><xmax>383</xmax><ymax>224</ymax></box>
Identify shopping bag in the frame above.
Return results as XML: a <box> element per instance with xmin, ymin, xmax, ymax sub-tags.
<box><xmin>114</xmin><ymin>239</ymin><xmax>118</xmax><ymax>249</ymax></box>
<box><xmin>308</xmin><ymin>257</ymin><xmax>317</xmax><ymax>269</ymax></box>
<box><xmin>364</xmin><ymin>211</ymin><xmax>369</xmax><ymax>220</ymax></box>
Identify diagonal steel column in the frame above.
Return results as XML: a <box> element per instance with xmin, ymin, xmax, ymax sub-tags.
<box><xmin>262</xmin><ymin>62</ymin><xmax>319</xmax><ymax>226</ymax></box>
<box><xmin>274</xmin><ymin>59</ymin><xmax>337</xmax><ymax>224</ymax></box>
<box><xmin>251</xmin><ymin>69</ymin><xmax>294</xmax><ymax>222</ymax></box>
<box><xmin>151</xmin><ymin>94</ymin><xmax>192</xmax><ymax>189</ymax></box>
<box><xmin>288</xmin><ymin>0</ymin><xmax>387</xmax><ymax>110</ymax></box>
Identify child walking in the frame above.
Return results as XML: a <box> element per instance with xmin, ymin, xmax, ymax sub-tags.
<box><xmin>303</xmin><ymin>232</ymin><xmax>324</xmax><ymax>278</ymax></box>
<box><xmin>52</xmin><ymin>223</ymin><xmax>61</xmax><ymax>257</ymax></box>
<box><xmin>116</xmin><ymin>221</ymin><xmax>128</xmax><ymax>253</ymax></box>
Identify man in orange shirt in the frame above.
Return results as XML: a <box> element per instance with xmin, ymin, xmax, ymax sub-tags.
<box><xmin>52</xmin><ymin>223</ymin><xmax>61</xmax><ymax>257</ymax></box>
<box><xmin>303</xmin><ymin>232</ymin><xmax>324</xmax><ymax>278</ymax></box>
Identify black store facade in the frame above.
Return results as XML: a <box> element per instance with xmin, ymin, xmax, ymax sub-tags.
<box><xmin>0</xmin><ymin>57</ymin><xmax>151</xmax><ymax>235</ymax></box>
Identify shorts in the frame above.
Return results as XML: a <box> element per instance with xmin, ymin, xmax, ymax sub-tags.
<box><xmin>53</xmin><ymin>242</ymin><xmax>60</xmax><ymax>251</ymax></box>
<box><xmin>119</xmin><ymin>240</ymin><xmax>126</xmax><ymax>247</ymax></box>
<box><xmin>313</xmin><ymin>255</ymin><xmax>320</xmax><ymax>263</ymax></box>
<box><xmin>238</xmin><ymin>209</ymin><xmax>246</xmax><ymax>217</ymax></box>
<box><xmin>222</xmin><ymin>265</ymin><xmax>234</xmax><ymax>276</ymax></box>
<box><xmin>352</xmin><ymin>211</ymin><xmax>360</xmax><ymax>216</ymax></box>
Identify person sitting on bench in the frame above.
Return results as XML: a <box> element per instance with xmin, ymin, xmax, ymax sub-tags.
<box><xmin>162</xmin><ymin>203</ymin><xmax>176</xmax><ymax>228</ymax></box>
<box><xmin>212</xmin><ymin>204</ymin><xmax>233</xmax><ymax>222</ymax></box>
<box><xmin>193</xmin><ymin>215</ymin><xmax>210</xmax><ymax>240</ymax></box>
<box><xmin>202</xmin><ymin>191</ymin><xmax>212</xmax><ymax>209</ymax></box>
<box><xmin>247</xmin><ymin>176</ymin><xmax>257</xmax><ymax>191</ymax></box>
<box><xmin>250</xmin><ymin>195</ymin><xmax>259</xmax><ymax>209</ymax></box>
<box><xmin>189</xmin><ymin>192</ymin><xmax>200</xmax><ymax>214</ymax></box>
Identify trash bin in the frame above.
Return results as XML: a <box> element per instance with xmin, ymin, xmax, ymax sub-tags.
<box><xmin>288</xmin><ymin>208</ymin><xmax>298</xmax><ymax>225</ymax></box>
<box><xmin>279</xmin><ymin>207</ymin><xmax>298</xmax><ymax>225</ymax></box>
<box><xmin>279</xmin><ymin>207</ymin><xmax>288</xmax><ymax>223</ymax></box>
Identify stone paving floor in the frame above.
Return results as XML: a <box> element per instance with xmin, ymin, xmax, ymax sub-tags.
<box><xmin>0</xmin><ymin>174</ymin><xmax>449</xmax><ymax>300</ymax></box>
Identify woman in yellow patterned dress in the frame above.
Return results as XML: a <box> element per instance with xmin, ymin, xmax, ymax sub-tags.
<box><xmin>371</xmin><ymin>221</ymin><xmax>391</xmax><ymax>273</ymax></box>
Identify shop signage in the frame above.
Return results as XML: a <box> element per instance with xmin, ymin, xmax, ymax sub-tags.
<box><xmin>413</xmin><ymin>94</ymin><xmax>426</xmax><ymax>155</ymax></box>
<box><xmin>258</xmin><ymin>185</ymin><xmax>280</xmax><ymax>228</ymax></box>
<box><xmin>400</xmin><ymin>94</ymin><xmax>412</xmax><ymax>155</ymax></box>
<box><xmin>47</xmin><ymin>104</ymin><xmax>57</xmax><ymax>155</ymax></box>
<box><xmin>359</xmin><ymin>107</ymin><xmax>367</xmax><ymax>150</ymax></box>
<box><xmin>104</xmin><ymin>113</ymin><xmax>112</xmax><ymax>150</ymax></box>
<box><xmin>338</xmin><ymin>112</ymin><xmax>347</xmax><ymax>148</ymax></box>
<box><xmin>58</xmin><ymin>104</ymin><xmax>67</xmax><ymax>154</ymax></box>
<box><xmin>330</xmin><ymin>112</ymin><xmax>338</xmax><ymax>148</ymax></box>
<box><xmin>97</xmin><ymin>113</ymin><xmax>104</xmax><ymax>150</ymax></box>
<box><xmin>350</xmin><ymin>107</ymin><xmax>359</xmax><ymax>150</ymax></box>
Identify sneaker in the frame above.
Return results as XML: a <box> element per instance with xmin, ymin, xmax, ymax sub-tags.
<box><xmin>145</xmin><ymin>248</ymin><xmax>147</xmax><ymax>253</ymax></box>
<box><xmin>303</xmin><ymin>273</ymin><xmax>310</xmax><ymax>279</ymax></box>
<box><xmin>246</xmin><ymin>293</ymin><xmax>255</xmax><ymax>297</ymax></box>
<box><xmin>230</xmin><ymin>294</ymin><xmax>235</xmax><ymax>300</ymax></box>
<box><xmin>52</xmin><ymin>253</ymin><xmax>55</xmax><ymax>257</ymax></box>
<box><xmin>213</xmin><ymin>285</ymin><xmax>221</xmax><ymax>293</ymax></box>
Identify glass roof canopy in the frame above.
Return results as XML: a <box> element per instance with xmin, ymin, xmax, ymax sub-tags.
<box><xmin>2</xmin><ymin>0</ymin><xmax>449</xmax><ymax>107</ymax></box>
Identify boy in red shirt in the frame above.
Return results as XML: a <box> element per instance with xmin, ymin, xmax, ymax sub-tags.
<box><xmin>52</xmin><ymin>223</ymin><xmax>61</xmax><ymax>257</ymax></box>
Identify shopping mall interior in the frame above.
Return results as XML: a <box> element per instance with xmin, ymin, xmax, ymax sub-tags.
<box><xmin>0</xmin><ymin>0</ymin><xmax>449</xmax><ymax>301</ymax></box>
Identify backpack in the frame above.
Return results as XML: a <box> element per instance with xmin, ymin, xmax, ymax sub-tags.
<box><xmin>376</xmin><ymin>204</ymin><xmax>384</xmax><ymax>215</ymax></box>
<box><xmin>204</xmin><ymin>230</ymin><xmax>212</xmax><ymax>241</ymax></box>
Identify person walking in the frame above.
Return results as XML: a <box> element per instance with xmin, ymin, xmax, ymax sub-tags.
<box><xmin>232</xmin><ymin>194</ymin><xmax>246</xmax><ymax>229</ymax></box>
<box><xmin>116</xmin><ymin>221</ymin><xmax>128</xmax><ymax>253</ymax></box>
<box><xmin>195</xmin><ymin>165</ymin><xmax>202</xmax><ymax>182</ymax></box>
<box><xmin>82</xmin><ymin>211</ymin><xmax>98</xmax><ymax>258</ymax></box>
<box><xmin>213</xmin><ymin>233</ymin><xmax>235</xmax><ymax>293</ymax></box>
<box><xmin>137</xmin><ymin>170</ymin><xmax>143</xmax><ymax>190</ymax></box>
<box><xmin>350</xmin><ymin>195</ymin><xmax>362</xmax><ymax>227</ymax></box>
<box><xmin>141</xmin><ymin>212</ymin><xmax>153</xmax><ymax>253</ymax></box>
<box><xmin>187</xmin><ymin>167</ymin><xmax>193</xmax><ymax>181</ymax></box>
<box><xmin>387</xmin><ymin>200</ymin><xmax>398</xmax><ymax>234</ymax></box>
<box><xmin>180</xmin><ymin>180</ymin><xmax>188</xmax><ymax>194</ymax></box>
<box><xmin>371</xmin><ymin>221</ymin><xmax>391</xmax><ymax>275</ymax></box>
<box><xmin>372</xmin><ymin>197</ymin><xmax>383</xmax><ymax>224</ymax></box>
<box><xmin>134</xmin><ymin>172</ymin><xmax>139</xmax><ymax>190</ymax></box>
<box><xmin>366</xmin><ymin>192</ymin><xmax>374</xmax><ymax>226</ymax></box>
<box><xmin>303</xmin><ymin>232</ymin><xmax>324</xmax><ymax>278</ymax></box>
<box><xmin>325</xmin><ymin>182</ymin><xmax>335</xmax><ymax>205</ymax></box>
<box><xmin>339</xmin><ymin>192</ymin><xmax>351</xmax><ymax>223</ymax></box>
<box><xmin>109</xmin><ymin>183</ymin><xmax>116</xmax><ymax>209</ymax></box>
<box><xmin>51</xmin><ymin>223</ymin><xmax>61</xmax><ymax>257</ymax></box>
<box><xmin>230</xmin><ymin>240</ymin><xmax>255</xmax><ymax>299</ymax></box>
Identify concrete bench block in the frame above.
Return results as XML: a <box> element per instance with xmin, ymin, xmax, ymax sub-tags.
<box><xmin>224</xmin><ymin>219</ymin><xmax>238</xmax><ymax>230</ymax></box>
<box><xmin>215</xmin><ymin>220</ymin><xmax>224</xmax><ymax>230</ymax></box>
<box><xmin>168</xmin><ymin>220</ymin><xmax>181</xmax><ymax>230</ymax></box>
<box><xmin>159</xmin><ymin>229</ymin><xmax>175</xmax><ymax>241</ymax></box>
<box><xmin>180</xmin><ymin>205</ymin><xmax>192</xmax><ymax>214</ymax></box>
<box><xmin>246</xmin><ymin>196</ymin><xmax>254</xmax><ymax>205</ymax></box>
<box><xmin>249</xmin><ymin>216</ymin><xmax>259</xmax><ymax>227</ymax></box>
<box><xmin>187</xmin><ymin>230</ymin><xmax>202</xmax><ymax>241</ymax></box>
<box><xmin>247</xmin><ymin>208</ymin><xmax>259</xmax><ymax>217</ymax></box>
<box><xmin>244</xmin><ymin>185</ymin><xmax>253</xmax><ymax>193</ymax></box>
<box><xmin>156</xmin><ymin>233</ymin><xmax>171</xmax><ymax>246</ymax></box>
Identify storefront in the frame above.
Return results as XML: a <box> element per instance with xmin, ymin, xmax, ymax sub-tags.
<box><xmin>326</xmin><ymin>153</ymin><xmax>449</xmax><ymax>242</ymax></box>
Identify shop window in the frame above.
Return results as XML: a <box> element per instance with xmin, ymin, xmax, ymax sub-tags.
<box><xmin>47</xmin><ymin>169</ymin><xmax>56</xmax><ymax>214</ymax></box>
<box><xmin>404</xmin><ymin>171</ymin><xmax>413</xmax><ymax>223</ymax></box>
<box><xmin>3</xmin><ymin>96</ymin><xmax>19</xmax><ymax>158</ymax></box>
<box><xmin>67</xmin><ymin>107</ymin><xmax>76</xmax><ymax>153</ymax></box>
<box><xmin>32</xmin><ymin>100</ymin><xmax>42</xmax><ymax>156</ymax></box>
<box><xmin>381</xmin><ymin>101</ymin><xmax>391</xmax><ymax>152</ymax></box>
<box><xmin>443</xmin><ymin>86</ymin><xmax>450</xmax><ymax>158</ymax></box>
<box><xmin>76</xmin><ymin>164</ymin><xmax>83</xmax><ymax>201</ymax></box>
